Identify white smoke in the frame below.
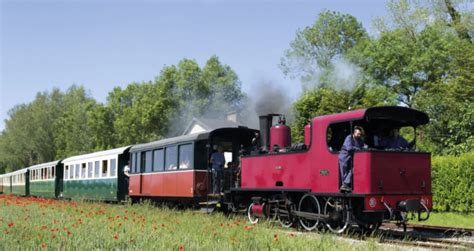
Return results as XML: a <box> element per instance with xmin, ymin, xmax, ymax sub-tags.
<box><xmin>302</xmin><ymin>57</ymin><xmax>362</xmax><ymax>92</ymax></box>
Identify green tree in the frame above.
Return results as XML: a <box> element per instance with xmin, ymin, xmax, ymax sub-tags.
<box><xmin>281</xmin><ymin>10</ymin><xmax>368</xmax><ymax>87</ymax></box>
<box><xmin>0</xmin><ymin>89</ymin><xmax>64</xmax><ymax>170</ymax></box>
<box><xmin>358</xmin><ymin>0</ymin><xmax>474</xmax><ymax>154</ymax></box>
<box><xmin>53</xmin><ymin>86</ymin><xmax>100</xmax><ymax>158</ymax></box>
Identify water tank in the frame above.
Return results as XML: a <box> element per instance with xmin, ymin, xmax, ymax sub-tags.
<box><xmin>270</xmin><ymin>116</ymin><xmax>291</xmax><ymax>152</ymax></box>
<box><xmin>304</xmin><ymin>123</ymin><xmax>311</xmax><ymax>146</ymax></box>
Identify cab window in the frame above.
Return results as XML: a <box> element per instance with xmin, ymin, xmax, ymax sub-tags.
<box><xmin>327</xmin><ymin>122</ymin><xmax>351</xmax><ymax>152</ymax></box>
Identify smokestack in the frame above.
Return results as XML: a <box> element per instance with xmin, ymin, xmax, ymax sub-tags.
<box><xmin>258</xmin><ymin>114</ymin><xmax>279</xmax><ymax>152</ymax></box>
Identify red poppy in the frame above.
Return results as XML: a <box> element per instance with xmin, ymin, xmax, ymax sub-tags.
<box><xmin>41</xmin><ymin>243</ymin><xmax>46</xmax><ymax>249</ymax></box>
<box><xmin>179</xmin><ymin>244</ymin><xmax>184</xmax><ymax>251</ymax></box>
<box><xmin>7</xmin><ymin>223</ymin><xmax>14</xmax><ymax>228</ymax></box>
<box><xmin>114</xmin><ymin>234</ymin><xmax>119</xmax><ymax>240</ymax></box>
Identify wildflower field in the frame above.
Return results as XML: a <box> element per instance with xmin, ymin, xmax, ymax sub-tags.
<box><xmin>0</xmin><ymin>195</ymin><xmax>382</xmax><ymax>250</ymax></box>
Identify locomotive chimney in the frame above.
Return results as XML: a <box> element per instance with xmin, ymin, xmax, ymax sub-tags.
<box><xmin>258</xmin><ymin>114</ymin><xmax>278</xmax><ymax>152</ymax></box>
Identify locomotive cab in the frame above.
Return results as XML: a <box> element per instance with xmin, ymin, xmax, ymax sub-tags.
<box><xmin>325</xmin><ymin>107</ymin><xmax>432</xmax><ymax>223</ymax></box>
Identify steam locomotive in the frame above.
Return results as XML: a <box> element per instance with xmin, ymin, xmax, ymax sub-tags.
<box><xmin>0</xmin><ymin>106</ymin><xmax>431</xmax><ymax>233</ymax></box>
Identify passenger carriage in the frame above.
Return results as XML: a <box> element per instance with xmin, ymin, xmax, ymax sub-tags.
<box><xmin>7</xmin><ymin>168</ymin><xmax>29</xmax><ymax>196</ymax></box>
<box><xmin>61</xmin><ymin>146</ymin><xmax>130</xmax><ymax>201</ymax></box>
<box><xmin>28</xmin><ymin>160</ymin><xmax>63</xmax><ymax>198</ymax></box>
<box><xmin>0</xmin><ymin>174</ymin><xmax>4</xmax><ymax>194</ymax></box>
<box><xmin>1</xmin><ymin>174</ymin><xmax>11</xmax><ymax>195</ymax></box>
<box><xmin>128</xmin><ymin>127</ymin><xmax>256</xmax><ymax>204</ymax></box>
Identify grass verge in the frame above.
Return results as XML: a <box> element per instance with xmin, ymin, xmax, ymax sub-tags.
<box><xmin>0</xmin><ymin>195</ymin><xmax>384</xmax><ymax>250</ymax></box>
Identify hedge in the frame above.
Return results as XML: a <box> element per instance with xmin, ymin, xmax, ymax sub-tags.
<box><xmin>432</xmin><ymin>151</ymin><xmax>474</xmax><ymax>212</ymax></box>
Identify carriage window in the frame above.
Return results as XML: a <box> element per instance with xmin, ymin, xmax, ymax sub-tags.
<box><xmin>145</xmin><ymin>151</ymin><xmax>152</xmax><ymax>172</ymax></box>
<box><xmin>95</xmin><ymin>161</ymin><xmax>100</xmax><ymax>177</ymax></box>
<box><xmin>51</xmin><ymin>166</ymin><xmax>55</xmax><ymax>179</ymax></box>
<box><xmin>136</xmin><ymin>153</ymin><xmax>142</xmax><ymax>173</ymax></box>
<box><xmin>81</xmin><ymin>163</ymin><xmax>86</xmax><ymax>178</ymax></box>
<box><xmin>327</xmin><ymin>122</ymin><xmax>351</xmax><ymax>152</ymax></box>
<box><xmin>179</xmin><ymin>144</ymin><xmax>192</xmax><ymax>169</ymax></box>
<box><xmin>165</xmin><ymin>146</ymin><xmax>177</xmax><ymax>170</ymax></box>
<box><xmin>153</xmin><ymin>149</ymin><xmax>164</xmax><ymax>172</ymax></box>
<box><xmin>102</xmin><ymin>160</ymin><xmax>108</xmax><ymax>177</ymax></box>
<box><xmin>69</xmin><ymin>165</ymin><xmax>74</xmax><ymax>179</ymax></box>
<box><xmin>75</xmin><ymin>164</ymin><xmax>80</xmax><ymax>179</ymax></box>
<box><xmin>65</xmin><ymin>166</ymin><xmax>69</xmax><ymax>180</ymax></box>
<box><xmin>88</xmin><ymin>162</ymin><xmax>93</xmax><ymax>178</ymax></box>
<box><xmin>131</xmin><ymin>153</ymin><xmax>136</xmax><ymax>173</ymax></box>
<box><xmin>110</xmin><ymin>159</ymin><xmax>117</xmax><ymax>177</ymax></box>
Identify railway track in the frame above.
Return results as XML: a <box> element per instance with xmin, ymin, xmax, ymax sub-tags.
<box><xmin>375</xmin><ymin>223</ymin><xmax>474</xmax><ymax>249</ymax></box>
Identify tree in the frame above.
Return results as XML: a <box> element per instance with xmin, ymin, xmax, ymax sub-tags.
<box><xmin>358</xmin><ymin>0</ymin><xmax>474</xmax><ymax>154</ymax></box>
<box><xmin>107</xmin><ymin>81</ymin><xmax>174</xmax><ymax>146</ymax></box>
<box><xmin>280</xmin><ymin>10</ymin><xmax>368</xmax><ymax>88</ymax></box>
<box><xmin>161</xmin><ymin>56</ymin><xmax>245</xmax><ymax>136</ymax></box>
<box><xmin>0</xmin><ymin>89</ymin><xmax>63</xmax><ymax>169</ymax></box>
<box><xmin>53</xmin><ymin>86</ymin><xmax>100</xmax><ymax>158</ymax></box>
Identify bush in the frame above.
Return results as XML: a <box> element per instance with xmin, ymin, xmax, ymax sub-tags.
<box><xmin>432</xmin><ymin>151</ymin><xmax>474</xmax><ymax>212</ymax></box>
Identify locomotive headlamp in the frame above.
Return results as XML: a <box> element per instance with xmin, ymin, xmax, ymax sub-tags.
<box><xmin>369</xmin><ymin>197</ymin><xmax>377</xmax><ymax>208</ymax></box>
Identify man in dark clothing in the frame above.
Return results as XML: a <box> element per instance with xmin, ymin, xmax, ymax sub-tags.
<box><xmin>339</xmin><ymin>127</ymin><xmax>367</xmax><ymax>192</ymax></box>
<box><xmin>383</xmin><ymin>128</ymin><xmax>413</xmax><ymax>149</ymax></box>
<box><xmin>210</xmin><ymin>146</ymin><xmax>225</xmax><ymax>194</ymax></box>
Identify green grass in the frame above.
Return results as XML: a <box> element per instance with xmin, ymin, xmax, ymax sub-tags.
<box><xmin>0</xmin><ymin>195</ymin><xmax>386</xmax><ymax>250</ymax></box>
<box><xmin>422</xmin><ymin>212</ymin><xmax>474</xmax><ymax>228</ymax></box>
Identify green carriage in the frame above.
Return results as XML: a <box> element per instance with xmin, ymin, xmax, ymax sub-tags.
<box><xmin>28</xmin><ymin>160</ymin><xmax>62</xmax><ymax>198</ymax></box>
<box><xmin>7</xmin><ymin>168</ymin><xmax>29</xmax><ymax>196</ymax></box>
<box><xmin>0</xmin><ymin>174</ymin><xmax>7</xmax><ymax>194</ymax></box>
<box><xmin>61</xmin><ymin>146</ymin><xmax>130</xmax><ymax>201</ymax></box>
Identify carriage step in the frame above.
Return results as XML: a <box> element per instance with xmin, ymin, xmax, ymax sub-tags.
<box><xmin>199</xmin><ymin>201</ymin><xmax>221</xmax><ymax>213</ymax></box>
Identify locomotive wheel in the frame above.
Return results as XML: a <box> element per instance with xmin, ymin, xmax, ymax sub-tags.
<box><xmin>323</xmin><ymin>198</ymin><xmax>350</xmax><ymax>234</ymax></box>
<box><xmin>247</xmin><ymin>203</ymin><xmax>259</xmax><ymax>224</ymax></box>
<box><xmin>298</xmin><ymin>194</ymin><xmax>321</xmax><ymax>231</ymax></box>
<box><xmin>278</xmin><ymin>201</ymin><xmax>296</xmax><ymax>228</ymax></box>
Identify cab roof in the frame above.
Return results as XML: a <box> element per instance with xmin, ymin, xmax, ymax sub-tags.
<box><xmin>314</xmin><ymin>106</ymin><xmax>429</xmax><ymax>127</ymax></box>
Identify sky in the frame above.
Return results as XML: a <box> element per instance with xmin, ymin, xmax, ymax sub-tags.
<box><xmin>0</xmin><ymin>0</ymin><xmax>389</xmax><ymax>131</ymax></box>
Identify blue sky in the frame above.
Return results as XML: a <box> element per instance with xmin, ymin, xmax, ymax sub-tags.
<box><xmin>0</xmin><ymin>0</ymin><xmax>389</xmax><ymax>130</ymax></box>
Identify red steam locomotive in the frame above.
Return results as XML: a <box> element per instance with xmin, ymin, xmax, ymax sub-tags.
<box><xmin>225</xmin><ymin>106</ymin><xmax>432</xmax><ymax>233</ymax></box>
